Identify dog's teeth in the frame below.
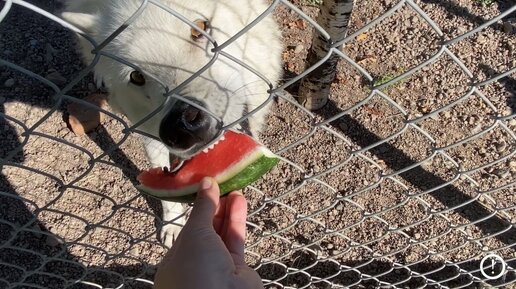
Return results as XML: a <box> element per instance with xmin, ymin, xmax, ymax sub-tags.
<box><xmin>203</xmin><ymin>148</ymin><xmax>209</xmax><ymax>153</ymax></box>
<box><xmin>220</xmin><ymin>135</ymin><xmax>225</xmax><ymax>141</ymax></box>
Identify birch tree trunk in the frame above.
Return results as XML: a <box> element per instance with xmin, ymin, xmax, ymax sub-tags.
<box><xmin>297</xmin><ymin>0</ymin><xmax>354</xmax><ymax>110</ymax></box>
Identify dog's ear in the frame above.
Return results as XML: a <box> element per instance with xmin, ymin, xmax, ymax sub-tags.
<box><xmin>61</xmin><ymin>12</ymin><xmax>97</xmax><ymax>34</ymax></box>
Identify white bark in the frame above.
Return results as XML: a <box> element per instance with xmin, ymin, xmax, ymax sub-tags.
<box><xmin>298</xmin><ymin>0</ymin><xmax>354</xmax><ymax>110</ymax></box>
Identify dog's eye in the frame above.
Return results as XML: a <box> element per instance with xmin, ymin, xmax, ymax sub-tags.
<box><xmin>191</xmin><ymin>20</ymin><xmax>210</xmax><ymax>41</ymax></box>
<box><xmin>130</xmin><ymin>71</ymin><xmax>146</xmax><ymax>86</ymax></box>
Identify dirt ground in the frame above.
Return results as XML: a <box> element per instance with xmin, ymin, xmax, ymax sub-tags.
<box><xmin>0</xmin><ymin>0</ymin><xmax>515</xmax><ymax>288</ymax></box>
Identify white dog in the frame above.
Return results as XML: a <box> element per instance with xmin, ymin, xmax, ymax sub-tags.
<box><xmin>61</xmin><ymin>0</ymin><xmax>282</xmax><ymax>247</ymax></box>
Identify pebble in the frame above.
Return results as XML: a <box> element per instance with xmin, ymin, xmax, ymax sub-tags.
<box><xmin>338</xmin><ymin>121</ymin><xmax>348</xmax><ymax>131</ymax></box>
<box><xmin>326</xmin><ymin>243</ymin><xmax>334</xmax><ymax>249</ymax></box>
<box><xmin>414</xmin><ymin>233</ymin><xmax>421</xmax><ymax>239</ymax></box>
<box><xmin>477</xmin><ymin>34</ymin><xmax>486</xmax><ymax>44</ymax></box>
<box><xmin>503</xmin><ymin>22</ymin><xmax>513</xmax><ymax>34</ymax></box>
<box><xmin>130</xmin><ymin>246</ymin><xmax>140</xmax><ymax>257</ymax></box>
<box><xmin>510</xmin><ymin>161</ymin><xmax>516</xmax><ymax>170</ymax></box>
<box><xmin>495</xmin><ymin>141</ymin><xmax>507</xmax><ymax>153</ymax></box>
<box><xmin>45</xmin><ymin>43</ymin><xmax>56</xmax><ymax>62</ymax></box>
<box><xmin>4</xmin><ymin>78</ymin><xmax>15</xmax><ymax>88</ymax></box>
<box><xmin>493</xmin><ymin>168</ymin><xmax>510</xmax><ymax>179</ymax></box>
<box><xmin>29</xmin><ymin>39</ymin><xmax>38</xmax><ymax>46</ymax></box>
<box><xmin>294</xmin><ymin>44</ymin><xmax>304</xmax><ymax>54</ymax></box>
<box><xmin>45</xmin><ymin>234</ymin><xmax>63</xmax><ymax>247</ymax></box>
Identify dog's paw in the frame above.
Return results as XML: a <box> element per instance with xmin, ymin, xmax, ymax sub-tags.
<box><xmin>159</xmin><ymin>222</ymin><xmax>184</xmax><ymax>248</ymax></box>
<box><xmin>158</xmin><ymin>201</ymin><xmax>186</xmax><ymax>248</ymax></box>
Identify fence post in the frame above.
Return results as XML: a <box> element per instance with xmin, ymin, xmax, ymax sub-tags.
<box><xmin>297</xmin><ymin>0</ymin><xmax>354</xmax><ymax>110</ymax></box>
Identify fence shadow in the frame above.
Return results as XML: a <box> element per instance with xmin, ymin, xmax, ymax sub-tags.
<box><xmin>315</xmin><ymin>100</ymin><xmax>516</xmax><ymax>247</ymax></box>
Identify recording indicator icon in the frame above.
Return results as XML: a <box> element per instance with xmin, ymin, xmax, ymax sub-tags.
<box><xmin>480</xmin><ymin>254</ymin><xmax>506</xmax><ymax>280</ymax></box>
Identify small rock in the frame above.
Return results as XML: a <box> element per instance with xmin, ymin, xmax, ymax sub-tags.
<box><xmin>477</xmin><ymin>34</ymin><xmax>487</xmax><ymax>44</ymax></box>
<box><xmin>45</xmin><ymin>43</ymin><xmax>56</xmax><ymax>62</ymax></box>
<box><xmin>130</xmin><ymin>246</ymin><xmax>140</xmax><ymax>257</ymax></box>
<box><xmin>45</xmin><ymin>235</ymin><xmax>63</xmax><ymax>247</ymax></box>
<box><xmin>45</xmin><ymin>71</ymin><xmax>67</xmax><ymax>85</ymax></box>
<box><xmin>326</xmin><ymin>243</ymin><xmax>334</xmax><ymax>249</ymax></box>
<box><xmin>493</xmin><ymin>168</ymin><xmax>510</xmax><ymax>179</ymax></box>
<box><xmin>429</xmin><ymin>113</ymin><xmax>439</xmax><ymax>121</ymax></box>
<box><xmin>3</xmin><ymin>78</ymin><xmax>15</xmax><ymax>88</ymax></box>
<box><xmin>414</xmin><ymin>233</ymin><xmax>421</xmax><ymax>239</ymax></box>
<box><xmin>29</xmin><ymin>39</ymin><xmax>38</xmax><ymax>46</ymax></box>
<box><xmin>294</xmin><ymin>44</ymin><xmax>304</xmax><ymax>54</ymax></box>
<box><xmin>338</xmin><ymin>121</ymin><xmax>348</xmax><ymax>131</ymax></box>
<box><xmin>503</xmin><ymin>22</ymin><xmax>513</xmax><ymax>34</ymax></box>
<box><xmin>509</xmin><ymin>161</ymin><xmax>516</xmax><ymax>170</ymax></box>
<box><xmin>0</xmin><ymin>96</ymin><xmax>5</xmax><ymax>104</ymax></box>
<box><xmin>495</xmin><ymin>142</ymin><xmax>507</xmax><ymax>153</ymax></box>
<box><xmin>471</xmin><ymin>124</ymin><xmax>482</xmax><ymax>134</ymax></box>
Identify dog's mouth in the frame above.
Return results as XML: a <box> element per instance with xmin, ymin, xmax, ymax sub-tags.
<box><xmin>163</xmin><ymin>124</ymin><xmax>253</xmax><ymax>173</ymax></box>
<box><xmin>164</xmin><ymin>130</ymin><xmax>229</xmax><ymax>172</ymax></box>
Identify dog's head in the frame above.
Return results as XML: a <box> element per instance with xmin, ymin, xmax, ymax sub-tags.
<box><xmin>62</xmin><ymin>0</ymin><xmax>281</xmax><ymax>158</ymax></box>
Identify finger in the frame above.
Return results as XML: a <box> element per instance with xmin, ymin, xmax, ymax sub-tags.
<box><xmin>186</xmin><ymin>177</ymin><xmax>220</xmax><ymax>229</ymax></box>
<box><xmin>221</xmin><ymin>191</ymin><xmax>247</xmax><ymax>265</ymax></box>
<box><xmin>213</xmin><ymin>195</ymin><xmax>228</xmax><ymax>235</ymax></box>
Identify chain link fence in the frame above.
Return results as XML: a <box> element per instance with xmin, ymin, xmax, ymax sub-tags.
<box><xmin>1</xmin><ymin>0</ymin><xmax>515</xmax><ymax>288</ymax></box>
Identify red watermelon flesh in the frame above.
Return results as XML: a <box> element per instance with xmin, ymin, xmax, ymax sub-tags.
<box><xmin>136</xmin><ymin>130</ymin><xmax>279</xmax><ymax>201</ymax></box>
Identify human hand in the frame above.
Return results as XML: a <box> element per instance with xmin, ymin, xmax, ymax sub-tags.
<box><xmin>154</xmin><ymin>177</ymin><xmax>264</xmax><ymax>289</ymax></box>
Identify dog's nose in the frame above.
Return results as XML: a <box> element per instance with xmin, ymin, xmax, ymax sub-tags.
<box><xmin>159</xmin><ymin>100</ymin><xmax>220</xmax><ymax>151</ymax></box>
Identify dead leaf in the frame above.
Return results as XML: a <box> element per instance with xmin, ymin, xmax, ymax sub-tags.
<box><xmin>67</xmin><ymin>93</ymin><xmax>108</xmax><ymax>135</ymax></box>
<box><xmin>357</xmin><ymin>33</ymin><xmax>368</xmax><ymax>41</ymax></box>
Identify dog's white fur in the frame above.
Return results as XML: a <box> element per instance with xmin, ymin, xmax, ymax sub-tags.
<box><xmin>61</xmin><ymin>0</ymin><xmax>282</xmax><ymax>247</ymax></box>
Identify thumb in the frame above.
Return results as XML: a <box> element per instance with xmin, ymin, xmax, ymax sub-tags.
<box><xmin>187</xmin><ymin>177</ymin><xmax>220</xmax><ymax>229</ymax></box>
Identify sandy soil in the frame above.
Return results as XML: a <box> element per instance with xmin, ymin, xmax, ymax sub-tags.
<box><xmin>0</xmin><ymin>0</ymin><xmax>515</xmax><ymax>288</ymax></box>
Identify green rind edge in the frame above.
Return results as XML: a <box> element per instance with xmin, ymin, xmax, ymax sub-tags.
<box><xmin>138</xmin><ymin>155</ymin><xmax>279</xmax><ymax>203</ymax></box>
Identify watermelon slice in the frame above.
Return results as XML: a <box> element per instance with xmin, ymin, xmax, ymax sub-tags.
<box><xmin>137</xmin><ymin>130</ymin><xmax>279</xmax><ymax>202</ymax></box>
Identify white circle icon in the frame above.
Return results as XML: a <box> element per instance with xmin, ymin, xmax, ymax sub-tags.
<box><xmin>480</xmin><ymin>254</ymin><xmax>506</xmax><ymax>280</ymax></box>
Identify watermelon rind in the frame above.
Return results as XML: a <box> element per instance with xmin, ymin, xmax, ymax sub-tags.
<box><xmin>137</xmin><ymin>147</ymin><xmax>279</xmax><ymax>203</ymax></box>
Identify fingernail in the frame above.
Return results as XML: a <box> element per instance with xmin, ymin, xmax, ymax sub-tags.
<box><xmin>201</xmin><ymin>177</ymin><xmax>212</xmax><ymax>190</ymax></box>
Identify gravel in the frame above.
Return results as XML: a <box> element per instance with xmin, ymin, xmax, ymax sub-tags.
<box><xmin>0</xmin><ymin>0</ymin><xmax>515</xmax><ymax>288</ymax></box>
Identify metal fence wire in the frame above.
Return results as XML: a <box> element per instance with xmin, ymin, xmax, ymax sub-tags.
<box><xmin>1</xmin><ymin>0</ymin><xmax>516</xmax><ymax>288</ymax></box>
